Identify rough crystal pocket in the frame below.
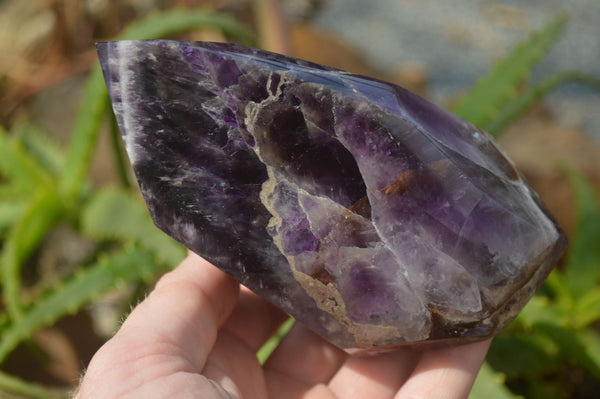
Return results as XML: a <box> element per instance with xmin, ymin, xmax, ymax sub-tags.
<box><xmin>97</xmin><ymin>40</ymin><xmax>567</xmax><ymax>350</ymax></box>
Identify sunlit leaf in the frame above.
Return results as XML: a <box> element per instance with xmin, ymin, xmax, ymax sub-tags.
<box><xmin>0</xmin><ymin>130</ymin><xmax>54</xmax><ymax>190</ymax></box>
<box><xmin>485</xmin><ymin>72</ymin><xmax>600</xmax><ymax>136</ymax></box>
<box><xmin>453</xmin><ymin>15</ymin><xmax>567</xmax><ymax>130</ymax></box>
<box><xmin>0</xmin><ymin>370</ymin><xmax>63</xmax><ymax>399</ymax></box>
<box><xmin>563</xmin><ymin>168</ymin><xmax>600</xmax><ymax>299</ymax></box>
<box><xmin>14</xmin><ymin>124</ymin><xmax>65</xmax><ymax>176</ymax></box>
<box><xmin>0</xmin><ymin>247</ymin><xmax>164</xmax><ymax>364</ymax></box>
<box><xmin>515</xmin><ymin>295</ymin><xmax>565</xmax><ymax>328</ymax></box>
<box><xmin>81</xmin><ymin>190</ymin><xmax>185</xmax><ymax>266</ymax></box>
<box><xmin>1</xmin><ymin>190</ymin><xmax>63</xmax><ymax>319</ymax></box>
<box><xmin>256</xmin><ymin>317</ymin><xmax>295</xmax><ymax>364</ymax></box>
<box><xmin>572</xmin><ymin>290</ymin><xmax>600</xmax><ymax>328</ymax></box>
<box><xmin>0</xmin><ymin>201</ymin><xmax>27</xmax><ymax>233</ymax></box>
<box><xmin>536</xmin><ymin>322</ymin><xmax>600</xmax><ymax>380</ymax></box>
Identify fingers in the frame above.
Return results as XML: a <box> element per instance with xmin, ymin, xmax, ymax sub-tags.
<box><xmin>221</xmin><ymin>285</ymin><xmax>289</xmax><ymax>351</ymax></box>
<box><xmin>78</xmin><ymin>253</ymin><xmax>240</xmax><ymax>397</ymax></box>
<box><xmin>198</xmin><ymin>286</ymin><xmax>290</xmax><ymax>399</ymax></box>
<box><xmin>115</xmin><ymin>252</ymin><xmax>239</xmax><ymax>370</ymax></box>
<box><xmin>264</xmin><ymin>323</ymin><xmax>347</xmax><ymax>385</ymax></box>
<box><xmin>328</xmin><ymin>347</ymin><xmax>419</xmax><ymax>398</ymax></box>
<box><xmin>201</xmin><ymin>331</ymin><xmax>269</xmax><ymax>399</ymax></box>
<box><xmin>395</xmin><ymin>338</ymin><xmax>491</xmax><ymax>399</ymax></box>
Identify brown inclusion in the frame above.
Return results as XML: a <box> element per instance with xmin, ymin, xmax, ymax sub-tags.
<box><xmin>381</xmin><ymin>170</ymin><xmax>416</xmax><ymax>196</ymax></box>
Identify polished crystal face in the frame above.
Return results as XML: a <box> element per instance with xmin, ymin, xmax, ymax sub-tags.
<box><xmin>97</xmin><ymin>40</ymin><xmax>567</xmax><ymax>350</ymax></box>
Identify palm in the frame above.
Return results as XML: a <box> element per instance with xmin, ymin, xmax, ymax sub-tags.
<box><xmin>78</xmin><ymin>254</ymin><xmax>490</xmax><ymax>399</ymax></box>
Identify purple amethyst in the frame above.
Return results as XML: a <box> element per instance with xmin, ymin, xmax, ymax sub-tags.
<box><xmin>97</xmin><ymin>40</ymin><xmax>567</xmax><ymax>350</ymax></box>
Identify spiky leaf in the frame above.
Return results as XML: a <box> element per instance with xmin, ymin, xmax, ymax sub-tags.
<box><xmin>81</xmin><ymin>190</ymin><xmax>185</xmax><ymax>265</ymax></box>
<box><xmin>536</xmin><ymin>322</ymin><xmax>600</xmax><ymax>380</ymax></box>
<box><xmin>0</xmin><ymin>130</ymin><xmax>53</xmax><ymax>190</ymax></box>
<box><xmin>453</xmin><ymin>15</ymin><xmax>567</xmax><ymax>128</ymax></box>
<box><xmin>563</xmin><ymin>169</ymin><xmax>600</xmax><ymax>299</ymax></box>
<box><xmin>14</xmin><ymin>124</ymin><xmax>65</xmax><ymax>176</ymax></box>
<box><xmin>0</xmin><ymin>247</ymin><xmax>165</xmax><ymax>364</ymax></box>
<box><xmin>0</xmin><ymin>202</ymin><xmax>27</xmax><ymax>232</ymax></box>
<box><xmin>257</xmin><ymin>317</ymin><xmax>295</xmax><ymax>364</ymax></box>
<box><xmin>0</xmin><ymin>371</ymin><xmax>63</xmax><ymax>399</ymax></box>
<box><xmin>485</xmin><ymin>72</ymin><xmax>600</xmax><ymax>136</ymax></box>
<box><xmin>1</xmin><ymin>190</ymin><xmax>63</xmax><ymax>319</ymax></box>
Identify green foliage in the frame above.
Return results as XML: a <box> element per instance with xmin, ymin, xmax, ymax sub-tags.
<box><xmin>14</xmin><ymin>124</ymin><xmax>65</xmax><ymax>176</ymax></box>
<box><xmin>485</xmin><ymin>72</ymin><xmax>600</xmax><ymax>136</ymax></box>
<box><xmin>564</xmin><ymin>168</ymin><xmax>600</xmax><ymax>298</ymax></box>
<box><xmin>0</xmin><ymin>130</ymin><xmax>54</xmax><ymax>191</ymax></box>
<box><xmin>0</xmin><ymin>371</ymin><xmax>64</xmax><ymax>399</ymax></box>
<box><xmin>257</xmin><ymin>317</ymin><xmax>295</xmax><ymax>364</ymax></box>
<box><xmin>469</xmin><ymin>362</ymin><xmax>521</xmax><ymax>399</ymax></box>
<box><xmin>452</xmin><ymin>15</ymin><xmax>567</xmax><ymax>134</ymax></box>
<box><xmin>0</xmin><ymin>202</ymin><xmax>27</xmax><ymax>232</ymax></box>
<box><xmin>1</xmin><ymin>190</ymin><xmax>63</xmax><ymax>319</ymax></box>
<box><xmin>81</xmin><ymin>190</ymin><xmax>185</xmax><ymax>265</ymax></box>
<box><xmin>0</xmin><ymin>247</ymin><xmax>161</xmax><ymax>364</ymax></box>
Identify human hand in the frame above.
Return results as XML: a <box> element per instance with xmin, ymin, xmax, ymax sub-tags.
<box><xmin>77</xmin><ymin>253</ymin><xmax>490</xmax><ymax>398</ymax></box>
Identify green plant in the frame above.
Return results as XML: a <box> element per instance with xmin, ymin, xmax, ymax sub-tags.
<box><xmin>0</xmin><ymin>8</ymin><xmax>254</xmax><ymax>398</ymax></box>
<box><xmin>453</xmin><ymin>15</ymin><xmax>600</xmax><ymax>137</ymax></box>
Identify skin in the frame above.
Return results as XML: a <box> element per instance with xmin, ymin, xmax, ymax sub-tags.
<box><xmin>77</xmin><ymin>253</ymin><xmax>491</xmax><ymax>399</ymax></box>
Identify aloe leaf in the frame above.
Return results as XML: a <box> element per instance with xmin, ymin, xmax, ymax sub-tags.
<box><xmin>536</xmin><ymin>322</ymin><xmax>600</xmax><ymax>380</ymax></box>
<box><xmin>578</xmin><ymin>330</ymin><xmax>600</xmax><ymax>373</ymax></box>
<box><xmin>14</xmin><ymin>124</ymin><xmax>65</xmax><ymax>176</ymax></box>
<box><xmin>60</xmin><ymin>9</ymin><xmax>255</xmax><ymax>201</ymax></box>
<box><xmin>256</xmin><ymin>317</ymin><xmax>295</xmax><ymax>364</ymax></box>
<box><xmin>452</xmin><ymin>15</ymin><xmax>567</xmax><ymax>128</ymax></box>
<box><xmin>59</xmin><ymin>67</ymin><xmax>110</xmax><ymax>202</ymax></box>
<box><xmin>572</xmin><ymin>289</ymin><xmax>600</xmax><ymax>328</ymax></box>
<box><xmin>0</xmin><ymin>201</ymin><xmax>27</xmax><ymax>232</ymax></box>
<box><xmin>485</xmin><ymin>72</ymin><xmax>600</xmax><ymax>136</ymax></box>
<box><xmin>81</xmin><ymin>190</ymin><xmax>185</xmax><ymax>266</ymax></box>
<box><xmin>0</xmin><ymin>246</ymin><xmax>165</xmax><ymax>364</ymax></box>
<box><xmin>0</xmin><ymin>371</ymin><xmax>64</xmax><ymax>399</ymax></box>
<box><xmin>563</xmin><ymin>168</ymin><xmax>600</xmax><ymax>299</ymax></box>
<box><xmin>515</xmin><ymin>295</ymin><xmax>564</xmax><ymax>329</ymax></box>
<box><xmin>487</xmin><ymin>333</ymin><xmax>560</xmax><ymax>379</ymax></box>
<box><xmin>0</xmin><ymin>185</ymin><xmax>29</xmax><ymax>202</ymax></box>
<box><xmin>0</xmin><ymin>130</ymin><xmax>54</xmax><ymax>190</ymax></box>
<box><xmin>543</xmin><ymin>268</ymin><xmax>571</xmax><ymax>302</ymax></box>
<box><xmin>469</xmin><ymin>362</ymin><xmax>521</xmax><ymax>399</ymax></box>
<box><xmin>1</xmin><ymin>190</ymin><xmax>63</xmax><ymax>319</ymax></box>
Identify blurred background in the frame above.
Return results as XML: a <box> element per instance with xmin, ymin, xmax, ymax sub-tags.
<box><xmin>0</xmin><ymin>0</ymin><xmax>599</xmax><ymax>398</ymax></box>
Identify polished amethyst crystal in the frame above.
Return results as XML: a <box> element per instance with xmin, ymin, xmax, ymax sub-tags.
<box><xmin>97</xmin><ymin>40</ymin><xmax>567</xmax><ymax>350</ymax></box>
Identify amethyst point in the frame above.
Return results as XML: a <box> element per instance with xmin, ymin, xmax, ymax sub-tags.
<box><xmin>97</xmin><ymin>40</ymin><xmax>567</xmax><ymax>350</ymax></box>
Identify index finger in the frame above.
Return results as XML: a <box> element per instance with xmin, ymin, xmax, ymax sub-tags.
<box><xmin>116</xmin><ymin>252</ymin><xmax>240</xmax><ymax>370</ymax></box>
<box><xmin>395</xmin><ymin>338</ymin><xmax>491</xmax><ymax>399</ymax></box>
